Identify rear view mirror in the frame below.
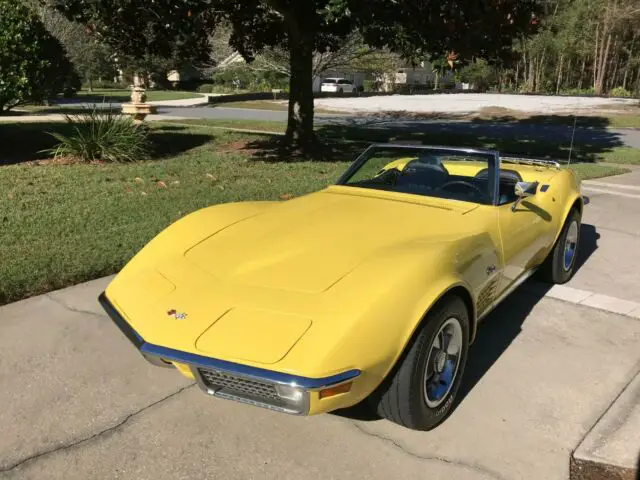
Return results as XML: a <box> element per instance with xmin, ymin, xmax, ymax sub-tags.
<box><xmin>512</xmin><ymin>181</ymin><xmax>538</xmax><ymax>211</ymax></box>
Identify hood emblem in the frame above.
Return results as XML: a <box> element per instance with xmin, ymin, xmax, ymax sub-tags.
<box><xmin>167</xmin><ymin>309</ymin><xmax>187</xmax><ymax>320</ymax></box>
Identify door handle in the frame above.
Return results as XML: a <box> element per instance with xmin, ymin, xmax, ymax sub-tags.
<box><xmin>486</xmin><ymin>265</ymin><xmax>497</xmax><ymax>275</ymax></box>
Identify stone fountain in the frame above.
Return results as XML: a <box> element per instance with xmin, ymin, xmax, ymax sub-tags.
<box><xmin>121</xmin><ymin>75</ymin><xmax>157</xmax><ymax>122</ymax></box>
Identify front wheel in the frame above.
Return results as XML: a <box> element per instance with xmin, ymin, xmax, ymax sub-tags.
<box><xmin>370</xmin><ymin>296</ymin><xmax>470</xmax><ymax>430</ymax></box>
<box><xmin>540</xmin><ymin>208</ymin><xmax>581</xmax><ymax>284</ymax></box>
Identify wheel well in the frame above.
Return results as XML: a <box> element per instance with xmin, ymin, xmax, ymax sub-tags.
<box><xmin>443</xmin><ymin>286</ymin><xmax>476</xmax><ymax>341</ymax></box>
<box><xmin>414</xmin><ymin>286</ymin><xmax>475</xmax><ymax>344</ymax></box>
<box><xmin>375</xmin><ymin>285</ymin><xmax>476</xmax><ymax>393</ymax></box>
<box><xmin>572</xmin><ymin>197</ymin><xmax>583</xmax><ymax>216</ymax></box>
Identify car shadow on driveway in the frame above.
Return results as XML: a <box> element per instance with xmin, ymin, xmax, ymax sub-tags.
<box><xmin>333</xmin><ymin>223</ymin><xmax>599</xmax><ymax>424</ymax></box>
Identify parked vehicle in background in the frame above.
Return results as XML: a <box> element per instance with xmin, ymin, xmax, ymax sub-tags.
<box><xmin>321</xmin><ymin>78</ymin><xmax>356</xmax><ymax>93</ymax></box>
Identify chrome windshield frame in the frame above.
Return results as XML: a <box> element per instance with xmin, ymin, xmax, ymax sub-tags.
<box><xmin>336</xmin><ymin>143</ymin><xmax>501</xmax><ymax>206</ymax></box>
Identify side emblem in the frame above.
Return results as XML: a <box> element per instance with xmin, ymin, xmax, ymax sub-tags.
<box><xmin>167</xmin><ymin>309</ymin><xmax>187</xmax><ymax>320</ymax></box>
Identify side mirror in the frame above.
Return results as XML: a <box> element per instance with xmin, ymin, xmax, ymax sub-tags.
<box><xmin>512</xmin><ymin>181</ymin><xmax>538</xmax><ymax>211</ymax></box>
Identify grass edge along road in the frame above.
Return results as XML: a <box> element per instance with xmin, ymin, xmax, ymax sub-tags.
<box><xmin>0</xmin><ymin>120</ymin><xmax>632</xmax><ymax>306</ymax></box>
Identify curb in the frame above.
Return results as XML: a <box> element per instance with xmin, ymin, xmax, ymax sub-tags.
<box><xmin>570</xmin><ymin>369</ymin><xmax>640</xmax><ymax>480</ymax></box>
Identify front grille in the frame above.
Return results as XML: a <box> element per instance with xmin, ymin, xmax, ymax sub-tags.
<box><xmin>198</xmin><ymin>368</ymin><xmax>280</xmax><ymax>401</ymax></box>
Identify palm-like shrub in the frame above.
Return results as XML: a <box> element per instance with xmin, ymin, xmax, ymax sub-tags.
<box><xmin>47</xmin><ymin>107</ymin><xmax>150</xmax><ymax>162</ymax></box>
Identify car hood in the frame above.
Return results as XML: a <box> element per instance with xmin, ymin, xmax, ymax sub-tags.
<box><xmin>106</xmin><ymin>187</ymin><xmax>483</xmax><ymax>367</ymax></box>
<box><xmin>183</xmin><ymin>187</ymin><xmax>477</xmax><ymax>294</ymax></box>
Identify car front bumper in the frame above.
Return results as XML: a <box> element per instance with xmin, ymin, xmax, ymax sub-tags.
<box><xmin>98</xmin><ymin>292</ymin><xmax>361</xmax><ymax>415</ymax></box>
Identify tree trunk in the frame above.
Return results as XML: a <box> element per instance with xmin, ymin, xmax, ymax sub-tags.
<box><xmin>527</xmin><ymin>56</ymin><xmax>536</xmax><ymax>92</ymax></box>
<box><xmin>593</xmin><ymin>23</ymin><xmax>599</xmax><ymax>89</ymax></box>
<box><xmin>622</xmin><ymin>62</ymin><xmax>629</xmax><ymax>90</ymax></box>
<box><xmin>556</xmin><ymin>54</ymin><xmax>564</xmax><ymax>94</ymax></box>
<box><xmin>285</xmin><ymin>33</ymin><xmax>315</xmax><ymax>151</ymax></box>
<box><xmin>595</xmin><ymin>33</ymin><xmax>612</xmax><ymax>94</ymax></box>
<box><xmin>536</xmin><ymin>51</ymin><xmax>546</xmax><ymax>92</ymax></box>
<box><xmin>88</xmin><ymin>77</ymin><xmax>93</xmax><ymax>93</ymax></box>
<box><xmin>578</xmin><ymin>57</ymin><xmax>586</xmax><ymax>89</ymax></box>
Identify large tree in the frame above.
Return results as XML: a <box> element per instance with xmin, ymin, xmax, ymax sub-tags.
<box><xmin>54</xmin><ymin>0</ymin><xmax>540</xmax><ymax>151</ymax></box>
<box><xmin>0</xmin><ymin>0</ymin><xmax>79</xmax><ymax>113</ymax></box>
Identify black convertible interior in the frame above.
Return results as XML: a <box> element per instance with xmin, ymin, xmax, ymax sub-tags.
<box><xmin>349</xmin><ymin>155</ymin><xmax>522</xmax><ymax>206</ymax></box>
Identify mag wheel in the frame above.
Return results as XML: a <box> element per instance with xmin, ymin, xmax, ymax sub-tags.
<box><xmin>540</xmin><ymin>209</ymin><xmax>581</xmax><ymax>284</ymax></box>
<box><xmin>370</xmin><ymin>296</ymin><xmax>469</xmax><ymax>431</ymax></box>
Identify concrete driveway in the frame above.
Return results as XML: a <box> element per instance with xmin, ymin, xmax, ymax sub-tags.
<box><xmin>2</xmin><ymin>172</ymin><xmax>640</xmax><ymax>480</ymax></box>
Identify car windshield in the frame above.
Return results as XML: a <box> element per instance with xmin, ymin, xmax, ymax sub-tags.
<box><xmin>322</xmin><ymin>78</ymin><xmax>338</xmax><ymax>83</ymax></box>
<box><xmin>337</xmin><ymin>145</ymin><xmax>498</xmax><ymax>205</ymax></box>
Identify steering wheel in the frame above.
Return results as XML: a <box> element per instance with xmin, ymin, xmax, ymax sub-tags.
<box><xmin>435</xmin><ymin>180</ymin><xmax>485</xmax><ymax>196</ymax></box>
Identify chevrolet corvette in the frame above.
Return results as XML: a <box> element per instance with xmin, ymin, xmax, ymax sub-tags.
<box><xmin>99</xmin><ymin>144</ymin><xmax>586</xmax><ymax>430</ymax></box>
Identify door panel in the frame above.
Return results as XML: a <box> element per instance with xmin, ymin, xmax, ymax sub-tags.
<box><xmin>497</xmin><ymin>197</ymin><xmax>551</xmax><ymax>292</ymax></box>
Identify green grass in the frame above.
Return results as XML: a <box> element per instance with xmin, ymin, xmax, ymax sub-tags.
<box><xmin>0</xmin><ymin>123</ymin><xmax>346</xmax><ymax>305</ymax></box>
<box><xmin>76</xmin><ymin>89</ymin><xmax>201</xmax><ymax>102</ymax></box>
<box><xmin>218</xmin><ymin>100</ymin><xmax>288</xmax><ymax>111</ymax></box>
<box><xmin>0</xmin><ymin>119</ymin><xmax>630</xmax><ymax>305</ymax></box>
<box><xmin>217</xmin><ymin>100</ymin><xmax>343</xmax><ymax>114</ymax></box>
<box><xmin>165</xmin><ymin>119</ymin><xmax>640</xmax><ymax>165</ymax></box>
<box><xmin>163</xmin><ymin>118</ymin><xmax>287</xmax><ymax>133</ymax></box>
<box><xmin>597</xmin><ymin>146</ymin><xmax>640</xmax><ymax>164</ymax></box>
<box><xmin>565</xmin><ymin>163</ymin><xmax>628</xmax><ymax>180</ymax></box>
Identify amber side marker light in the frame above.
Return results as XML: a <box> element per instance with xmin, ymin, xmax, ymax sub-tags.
<box><xmin>319</xmin><ymin>382</ymin><xmax>353</xmax><ymax>399</ymax></box>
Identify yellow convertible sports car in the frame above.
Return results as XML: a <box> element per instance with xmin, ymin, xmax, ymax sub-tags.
<box><xmin>99</xmin><ymin>144</ymin><xmax>586</xmax><ymax>430</ymax></box>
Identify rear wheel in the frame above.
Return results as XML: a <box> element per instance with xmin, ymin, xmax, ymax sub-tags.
<box><xmin>540</xmin><ymin>208</ymin><xmax>581</xmax><ymax>284</ymax></box>
<box><xmin>370</xmin><ymin>296</ymin><xmax>470</xmax><ymax>430</ymax></box>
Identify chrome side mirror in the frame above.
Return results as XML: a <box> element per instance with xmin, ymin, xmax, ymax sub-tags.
<box><xmin>512</xmin><ymin>181</ymin><xmax>538</xmax><ymax>211</ymax></box>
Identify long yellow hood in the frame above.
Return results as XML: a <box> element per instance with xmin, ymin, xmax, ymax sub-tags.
<box><xmin>106</xmin><ymin>187</ymin><xmax>487</xmax><ymax>369</ymax></box>
<box><xmin>183</xmin><ymin>187</ymin><xmax>476</xmax><ymax>294</ymax></box>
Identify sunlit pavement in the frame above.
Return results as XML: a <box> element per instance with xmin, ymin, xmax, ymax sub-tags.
<box><xmin>1</xmin><ymin>172</ymin><xmax>640</xmax><ymax>480</ymax></box>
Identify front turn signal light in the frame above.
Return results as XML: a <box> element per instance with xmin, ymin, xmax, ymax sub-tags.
<box><xmin>319</xmin><ymin>381</ymin><xmax>353</xmax><ymax>399</ymax></box>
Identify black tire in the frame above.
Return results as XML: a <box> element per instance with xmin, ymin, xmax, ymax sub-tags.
<box><xmin>539</xmin><ymin>208</ymin><xmax>581</xmax><ymax>284</ymax></box>
<box><xmin>369</xmin><ymin>296</ymin><xmax>470</xmax><ymax>430</ymax></box>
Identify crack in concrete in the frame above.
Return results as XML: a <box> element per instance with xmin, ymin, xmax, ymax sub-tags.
<box><xmin>350</xmin><ymin>422</ymin><xmax>508</xmax><ymax>480</ymax></box>
<box><xmin>45</xmin><ymin>293</ymin><xmax>107</xmax><ymax>320</ymax></box>
<box><xmin>0</xmin><ymin>384</ymin><xmax>195</xmax><ymax>474</ymax></box>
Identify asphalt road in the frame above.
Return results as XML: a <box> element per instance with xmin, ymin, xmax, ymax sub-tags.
<box><xmin>2</xmin><ymin>169</ymin><xmax>640</xmax><ymax>479</ymax></box>
<box><xmin>158</xmin><ymin>105</ymin><xmax>640</xmax><ymax>150</ymax></box>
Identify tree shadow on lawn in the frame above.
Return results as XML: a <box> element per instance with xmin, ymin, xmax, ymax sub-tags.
<box><xmin>243</xmin><ymin>134</ymin><xmax>368</xmax><ymax>163</ymax></box>
<box><xmin>314</xmin><ymin>117</ymin><xmax>626</xmax><ymax>164</ymax></box>
<box><xmin>241</xmin><ymin>115</ymin><xmax>625</xmax><ymax>164</ymax></box>
<box><xmin>0</xmin><ymin>123</ymin><xmax>212</xmax><ymax>165</ymax></box>
<box><xmin>333</xmin><ymin>223</ymin><xmax>600</xmax><ymax>424</ymax></box>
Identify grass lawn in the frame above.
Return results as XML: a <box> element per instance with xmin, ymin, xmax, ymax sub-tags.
<box><xmin>164</xmin><ymin>118</ymin><xmax>640</xmax><ymax>164</ymax></box>
<box><xmin>216</xmin><ymin>99</ymin><xmax>344</xmax><ymax>114</ymax></box>
<box><xmin>0</xmin><ymin>119</ymin><xmax>630</xmax><ymax>305</ymax></box>
<box><xmin>363</xmin><ymin>107</ymin><xmax>640</xmax><ymax>129</ymax></box>
<box><xmin>76</xmin><ymin>89</ymin><xmax>201</xmax><ymax>102</ymax></box>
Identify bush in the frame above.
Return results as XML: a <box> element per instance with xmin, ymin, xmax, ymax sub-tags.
<box><xmin>609</xmin><ymin>87</ymin><xmax>632</xmax><ymax>98</ymax></box>
<box><xmin>363</xmin><ymin>79</ymin><xmax>383</xmax><ymax>92</ymax></box>
<box><xmin>0</xmin><ymin>0</ymin><xmax>80</xmax><ymax>112</ymax></box>
<box><xmin>560</xmin><ymin>87</ymin><xmax>596</xmax><ymax>96</ymax></box>
<box><xmin>210</xmin><ymin>65</ymin><xmax>288</xmax><ymax>92</ymax></box>
<box><xmin>197</xmin><ymin>83</ymin><xmax>215</xmax><ymax>93</ymax></box>
<box><xmin>458</xmin><ymin>59</ymin><xmax>496</xmax><ymax>92</ymax></box>
<box><xmin>46</xmin><ymin>107</ymin><xmax>150</xmax><ymax>163</ymax></box>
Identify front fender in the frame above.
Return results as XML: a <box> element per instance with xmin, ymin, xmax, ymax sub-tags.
<box><xmin>107</xmin><ymin>201</ymin><xmax>277</xmax><ymax>292</ymax></box>
<box><xmin>296</xmin><ymin>241</ymin><xmax>480</xmax><ymax>410</ymax></box>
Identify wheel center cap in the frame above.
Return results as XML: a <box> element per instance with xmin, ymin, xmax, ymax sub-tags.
<box><xmin>435</xmin><ymin>350</ymin><xmax>447</xmax><ymax>373</ymax></box>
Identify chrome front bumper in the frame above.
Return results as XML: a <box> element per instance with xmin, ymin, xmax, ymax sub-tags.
<box><xmin>98</xmin><ymin>293</ymin><xmax>360</xmax><ymax>415</ymax></box>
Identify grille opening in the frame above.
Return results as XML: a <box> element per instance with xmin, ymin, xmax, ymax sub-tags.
<box><xmin>199</xmin><ymin>368</ymin><xmax>280</xmax><ymax>401</ymax></box>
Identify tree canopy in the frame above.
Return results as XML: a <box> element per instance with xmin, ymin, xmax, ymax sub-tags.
<box><xmin>54</xmin><ymin>0</ymin><xmax>540</xmax><ymax>152</ymax></box>
<box><xmin>0</xmin><ymin>0</ymin><xmax>79</xmax><ymax>113</ymax></box>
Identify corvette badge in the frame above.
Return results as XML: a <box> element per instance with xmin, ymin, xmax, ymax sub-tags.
<box><xmin>167</xmin><ymin>309</ymin><xmax>187</xmax><ymax>320</ymax></box>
